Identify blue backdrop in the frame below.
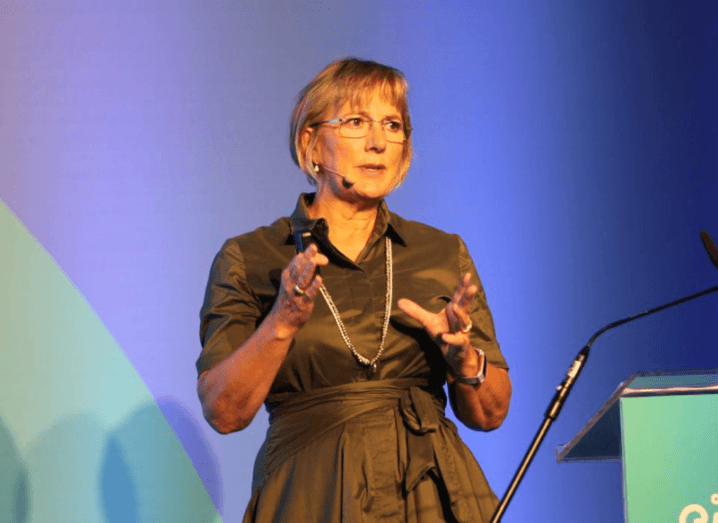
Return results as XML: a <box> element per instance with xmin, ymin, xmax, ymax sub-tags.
<box><xmin>1</xmin><ymin>1</ymin><xmax>717</xmax><ymax>521</ymax></box>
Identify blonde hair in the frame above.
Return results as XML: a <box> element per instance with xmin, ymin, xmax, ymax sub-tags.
<box><xmin>289</xmin><ymin>57</ymin><xmax>413</xmax><ymax>187</ymax></box>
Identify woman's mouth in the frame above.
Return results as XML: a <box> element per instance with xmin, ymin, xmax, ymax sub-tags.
<box><xmin>358</xmin><ymin>164</ymin><xmax>386</xmax><ymax>175</ymax></box>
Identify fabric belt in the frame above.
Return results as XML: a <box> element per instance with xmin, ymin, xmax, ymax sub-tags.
<box><xmin>260</xmin><ymin>378</ymin><xmax>471</xmax><ymax>521</ymax></box>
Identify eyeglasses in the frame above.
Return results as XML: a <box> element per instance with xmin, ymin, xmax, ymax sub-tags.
<box><xmin>310</xmin><ymin>116</ymin><xmax>408</xmax><ymax>144</ymax></box>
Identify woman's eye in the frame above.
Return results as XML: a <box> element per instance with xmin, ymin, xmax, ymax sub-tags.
<box><xmin>347</xmin><ymin>117</ymin><xmax>364</xmax><ymax>127</ymax></box>
<box><xmin>383</xmin><ymin>120</ymin><xmax>403</xmax><ymax>133</ymax></box>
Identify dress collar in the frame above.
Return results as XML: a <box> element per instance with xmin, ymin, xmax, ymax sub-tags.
<box><xmin>288</xmin><ymin>193</ymin><xmax>406</xmax><ymax>246</ymax></box>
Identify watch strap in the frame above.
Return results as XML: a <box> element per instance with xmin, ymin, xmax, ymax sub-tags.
<box><xmin>454</xmin><ymin>347</ymin><xmax>487</xmax><ymax>386</ymax></box>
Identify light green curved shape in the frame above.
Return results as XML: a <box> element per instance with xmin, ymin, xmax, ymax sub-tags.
<box><xmin>0</xmin><ymin>201</ymin><xmax>222</xmax><ymax>523</ymax></box>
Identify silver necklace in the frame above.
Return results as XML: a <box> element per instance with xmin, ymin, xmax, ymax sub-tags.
<box><xmin>319</xmin><ymin>237</ymin><xmax>392</xmax><ymax>373</ymax></box>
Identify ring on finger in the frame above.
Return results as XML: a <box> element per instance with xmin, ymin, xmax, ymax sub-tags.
<box><xmin>293</xmin><ymin>284</ymin><xmax>307</xmax><ymax>297</ymax></box>
<box><xmin>461</xmin><ymin>321</ymin><xmax>473</xmax><ymax>334</ymax></box>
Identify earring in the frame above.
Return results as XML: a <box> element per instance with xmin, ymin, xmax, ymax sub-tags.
<box><xmin>313</xmin><ymin>163</ymin><xmax>320</xmax><ymax>174</ymax></box>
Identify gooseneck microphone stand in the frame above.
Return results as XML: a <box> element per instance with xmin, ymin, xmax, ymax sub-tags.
<box><xmin>489</xmin><ymin>231</ymin><xmax>718</xmax><ymax>523</ymax></box>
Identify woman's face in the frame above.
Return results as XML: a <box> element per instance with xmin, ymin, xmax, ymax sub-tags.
<box><xmin>309</xmin><ymin>91</ymin><xmax>406</xmax><ymax>205</ymax></box>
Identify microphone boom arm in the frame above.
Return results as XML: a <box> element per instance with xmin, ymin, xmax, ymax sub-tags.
<box><xmin>490</xmin><ymin>280</ymin><xmax>718</xmax><ymax>522</ymax></box>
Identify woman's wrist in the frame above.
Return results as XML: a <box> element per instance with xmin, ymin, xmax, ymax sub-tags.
<box><xmin>446</xmin><ymin>344</ymin><xmax>477</xmax><ymax>374</ymax></box>
<box><xmin>264</xmin><ymin>308</ymin><xmax>300</xmax><ymax>341</ymax></box>
<box><xmin>448</xmin><ymin>346</ymin><xmax>486</xmax><ymax>385</ymax></box>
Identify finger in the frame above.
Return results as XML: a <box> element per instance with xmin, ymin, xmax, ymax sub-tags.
<box><xmin>294</xmin><ymin>250</ymin><xmax>327</xmax><ymax>288</ymax></box>
<box><xmin>397</xmin><ymin>298</ymin><xmax>434</xmax><ymax>327</ymax></box>
<box><xmin>441</xmin><ymin>331</ymin><xmax>472</xmax><ymax>349</ymax></box>
<box><xmin>311</xmin><ymin>252</ymin><xmax>329</xmax><ymax>267</ymax></box>
<box><xmin>446</xmin><ymin>302</ymin><xmax>472</xmax><ymax>333</ymax></box>
<box><xmin>454</xmin><ymin>272</ymin><xmax>471</xmax><ymax>296</ymax></box>
<box><xmin>453</xmin><ymin>273</ymin><xmax>472</xmax><ymax>305</ymax></box>
<box><xmin>302</xmin><ymin>274</ymin><xmax>323</xmax><ymax>301</ymax></box>
<box><xmin>285</xmin><ymin>275</ymin><xmax>322</xmax><ymax>311</ymax></box>
<box><xmin>453</xmin><ymin>278</ymin><xmax>477</xmax><ymax>316</ymax></box>
<box><xmin>302</xmin><ymin>244</ymin><xmax>328</xmax><ymax>272</ymax></box>
<box><xmin>302</xmin><ymin>242</ymin><xmax>328</xmax><ymax>263</ymax></box>
<box><xmin>446</xmin><ymin>302</ymin><xmax>461</xmax><ymax>332</ymax></box>
<box><xmin>439</xmin><ymin>332</ymin><xmax>471</xmax><ymax>364</ymax></box>
<box><xmin>458</xmin><ymin>284</ymin><xmax>479</xmax><ymax>307</ymax></box>
<box><xmin>456</xmin><ymin>284</ymin><xmax>477</xmax><ymax>312</ymax></box>
<box><xmin>295</xmin><ymin>243</ymin><xmax>316</xmax><ymax>270</ymax></box>
<box><xmin>447</xmin><ymin>276</ymin><xmax>470</xmax><ymax>321</ymax></box>
<box><xmin>290</xmin><ymin>243</ymin><xmax>315</xmax><ymax>273</ymax></box>
<box><xmin>452</xmin><ymin>304</ymin><xmax>472</xmax><ymax>332</ymax></box>
<box><xmin>295</xmin><ymin>264</ymin><xmax>316</xmax><ymax>292</ymax></box>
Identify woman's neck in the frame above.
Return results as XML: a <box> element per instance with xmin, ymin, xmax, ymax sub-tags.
<box><xmin>307</xmin><ymin>194</ymin><xmax>379</xmax><ymax>261</ymax></box>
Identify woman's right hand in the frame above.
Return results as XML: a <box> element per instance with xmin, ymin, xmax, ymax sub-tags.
<box><xmin>270</xmin><ymin>243</ymin><xmax>328</xmax><ymax>339</ymax></box>
<box><xmin>198</xmin><ymin>243</ymin><xmax>328</xmax><ymax>433</ymax></box>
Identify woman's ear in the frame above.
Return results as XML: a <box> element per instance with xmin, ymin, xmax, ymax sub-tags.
<box><xmin>302</xmin><ymin>126</ymin><xmax>324</xmax><ymax>171</ymax></box>
<box><xmin>300</xmin><ymin>127</ymin><xmax>315</xmax><ymax>158</ymax></box>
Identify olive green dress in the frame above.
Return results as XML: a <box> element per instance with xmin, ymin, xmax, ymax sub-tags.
<box><xmin>198</xmin><ymin>194</ymin><xmax>509</xmax><ymax>522</ymax></box>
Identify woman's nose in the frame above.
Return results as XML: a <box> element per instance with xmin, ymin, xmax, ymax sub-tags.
<box><xmin>365</xmin><ymin>121</ymin><xmax>387</xmax><ymax>151</ymax></box>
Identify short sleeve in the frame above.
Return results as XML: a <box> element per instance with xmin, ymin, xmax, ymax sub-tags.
<box><xmin>458</xmin><ymin>237</ymin><xmax>509</xmax><ymax>370</ymax></box>
<box><xmin>197</xmin><ymin>239</ymin><xmax>263</xmax><ymax>376</ymax></box>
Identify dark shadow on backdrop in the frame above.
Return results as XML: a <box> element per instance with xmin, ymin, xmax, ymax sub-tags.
<box><xmin>100</xmin><ymin>400</ymin><xmax>221</xmax><ymax>523</ymax></box>
<box><xmin>157</xmin><ymin>396</ymin><xmax>223</xmax><ymax>513</ymax></box>
<box><xmin>23</xmin><ymin>411</ymin><xmax>107</xmax><ymax>522</ymax></box>
<box><xmin>100</xmin><ymin>432</ymin><xmax>140</xmax><ymax>523</ymax></box>
<box><xmin>0</xmin><ymin>415</ymin><xmax>30</xmax><ymax>523</ymax></box>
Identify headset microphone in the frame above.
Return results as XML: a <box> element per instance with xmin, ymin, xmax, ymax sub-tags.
<box><xmin>316</xmin><ymin>164</ymin><xmax>355</xmax><ymax>188</ymax></box>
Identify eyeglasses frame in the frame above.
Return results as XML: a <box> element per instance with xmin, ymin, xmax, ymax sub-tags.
<box><xmin>310</xmin><ymin>116</ymin><xmax>408</xmax><ymax>144</ymax></box>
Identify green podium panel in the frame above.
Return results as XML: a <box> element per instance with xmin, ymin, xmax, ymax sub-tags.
<box><xmin>556</xmin><ymin>370</ymin><xmax>718</xmax><ymax>522</ymax></box>
<box><xmin>621</xmin><ymin>393</ymin><xmax>718</xmax><ymax>522</ymax></box>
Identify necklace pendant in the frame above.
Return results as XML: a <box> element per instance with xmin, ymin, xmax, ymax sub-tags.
<box><xmin>367</xmin><ymin>362</ymin><xmax>378</xmax><ymax>378</ymax></box>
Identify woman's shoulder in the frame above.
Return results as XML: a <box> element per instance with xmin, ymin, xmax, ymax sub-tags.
<box><xmin>388</xmin><ymin>211</ymin><xmax>462</xmax><ymax>246</ymax></box>
<box><xmin>221</xmin><ymin>216</ymin><xmax>293</xmax><ymax>253</ymax></box>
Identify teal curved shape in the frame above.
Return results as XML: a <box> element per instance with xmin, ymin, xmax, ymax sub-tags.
<box><xmin>0</xmin><ymin>201</ymin><xmax>222</xmax><ymax>523</ymax></box>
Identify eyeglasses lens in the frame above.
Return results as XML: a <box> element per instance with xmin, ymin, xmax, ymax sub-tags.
<box><xmin>339</xmin><ymin>119</ymin><xmax>405</xmax><ymax>143</ymax></box>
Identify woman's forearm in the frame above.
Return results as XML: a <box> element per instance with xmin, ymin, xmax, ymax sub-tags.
<box><xmin>449</xmin><ymin>362</ymin><xmax>512</xmax><ymax>431</ymax></box>
<box><xmin>198</xmin><ymin>244</ymin><xmax>327</xmax><ymax>434</ymax></box>
<box><xmin>197</xmin><ymin>310</ymin><xmax>297</xmax><ymax>434</ymax></box>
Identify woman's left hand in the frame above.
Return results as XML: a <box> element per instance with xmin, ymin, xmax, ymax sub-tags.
<box><xmin>398</xmin><ymin>272</ymin><xmax>512</xmax><ymax>430</ymax></box>
<box><xmin>397</xmin><ymin>273</ymin><xmax>480</xmax><ymax>377</ymax></box>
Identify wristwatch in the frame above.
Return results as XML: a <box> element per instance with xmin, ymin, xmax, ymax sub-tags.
<box><xmin>454</xmin><ymin>347</ymin><xmax>487</xmax><ymax>386</ymax></box>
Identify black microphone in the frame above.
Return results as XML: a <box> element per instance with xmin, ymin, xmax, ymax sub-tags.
<box><xmin>700</xmin><ymin>230</ymin><xmax>718</xmax><ymax>269</ymax></box>
<box><xmin>318</xmin><ymin>164</ymin><xmax>355</xmax><ymax>188</ymax></box>
<box><xmin>293</xmin><ymin>230</ymin><xmax>321</xmax><ymax>276</ymax></box>
<box><xmin>293</xmin><ymin>230</ymin><xmax>313</xmax><ymax>254</ymax></box>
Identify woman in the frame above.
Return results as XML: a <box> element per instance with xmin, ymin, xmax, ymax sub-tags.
<box><xmin>197</xmin><ymin>58</ymin><xmax>511</xmax><ymax>522</ymax></box>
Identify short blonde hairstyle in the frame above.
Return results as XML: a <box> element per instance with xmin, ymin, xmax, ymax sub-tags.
<box><xmin>289</xmin><ymin>57</ymin><xmax>413</xmax><ymax>187</ymax></box>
